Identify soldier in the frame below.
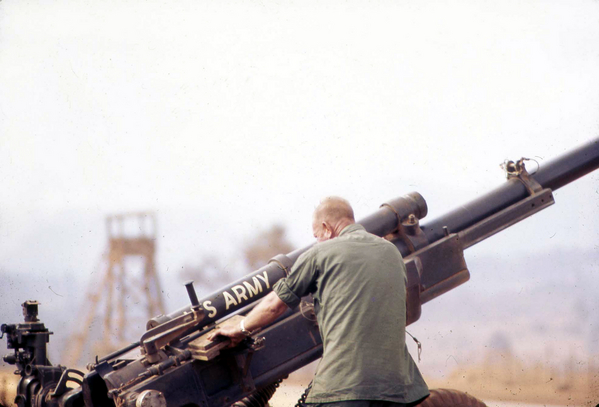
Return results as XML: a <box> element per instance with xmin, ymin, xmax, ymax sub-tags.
<box><xmin>208</xmin><ymin>197</ymin><xmax>429</xmax><ymax>407</ymax></box>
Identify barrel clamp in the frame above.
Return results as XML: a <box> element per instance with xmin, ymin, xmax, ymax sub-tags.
<box><xmin>501</xmin><ymin>157</ymin><xmax>542</xmax><ymax>196</ymax></box>
<box><xmin>380</xmin><ymin>204</ymin><xmax>427</xmax><ymax>254</ymax></box>
<box><xmin>268</xmin><ymin>254</ymin><xmax>293</xmax><ymax>277</ymax></box>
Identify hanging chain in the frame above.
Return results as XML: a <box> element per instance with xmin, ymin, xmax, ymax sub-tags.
<box><xmin>294</xmin><ymin>381</ymin><xmax>312</xmax><ymax>407</ymax></box>
<box><xmin>405</xmin><ymin>330</ymin><xmax>422</xmax><ymax>362</ymax></box>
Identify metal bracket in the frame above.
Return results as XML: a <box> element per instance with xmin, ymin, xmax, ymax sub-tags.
<box><xmin>458</xmin><ymin>188</ymin><xmax>554</xmax><ymax>249</ymax></box>
<box><xmin>50</xmin><ymin>368</ymin><xmax>84</xmax><ymax>397</ymax></box>
<box><xmin>380</xmin><ymin>204</ymin><xmax>428</xmax><ymax>253</ymax></box>
<box><xmin>501</xmin><ymin>157</ymin><xmax>542</xmax><ymax>195</ymax></box>
<box><xmin>404</xmin><ymin>257</ymin><xmax>423</xmax><ymax>325</ymax></box>
<box><xmin>232</xmin><ymin>350</ymin><xmax>256</xmax><ymax>394</ymax></box>
<box><xmin>404</xmin><ymin>234</ymin><xmax>470</xmax><ymax>306</ymax></box>
<box><xmin>140</xmin><ymin>307</ymin><xmax>204</xmax><ymax>363</ymax></box>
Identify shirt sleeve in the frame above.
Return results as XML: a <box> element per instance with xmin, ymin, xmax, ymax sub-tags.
<box><xmin>272</xmin><ymin>248</ymin><xmax>319</xmax><ymax>309</ymax></box>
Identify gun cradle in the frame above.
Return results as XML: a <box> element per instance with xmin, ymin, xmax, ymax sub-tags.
<box><xmin>92</xmin><ymin>305</ymin><xmax>321</xmax><ymax>407</ymax></box>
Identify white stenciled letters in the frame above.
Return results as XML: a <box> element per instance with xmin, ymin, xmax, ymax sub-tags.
<box><xmin>203</xmin><ymin>301</ymin><xmax>217</xmax><ymax>318</ymax></box>
<box><xmin>223</xmin><ymin>291</ymin><xmax>238</xmax><ymax>310</ymax></box>
<box><xmin>244</xmin><ymin>277</ymin><xmax>263</xmax><ymax>297</ymax></box>
<box><xmin>232</xmin><ymin>285</ymin><xmax>249</xmax><ymax>303</ymax></box>
<box><xmin>256</xmin><ymin>271</ymin><xmax>270</xmax><ymax>289</ymax></box>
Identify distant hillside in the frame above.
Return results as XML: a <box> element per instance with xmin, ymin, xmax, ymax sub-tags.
<box><xmin>411</xmin><ymin>247</ymin><xmax>599</xmax><ymax>378</ymax></box>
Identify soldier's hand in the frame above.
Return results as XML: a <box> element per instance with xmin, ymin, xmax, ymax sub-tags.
<box><xmin>207</xmin><ymin>324</ymin><xmax>246</xmax><ymax>348</ymax></box>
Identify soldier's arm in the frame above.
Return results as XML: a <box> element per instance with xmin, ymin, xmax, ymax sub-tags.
<box><xmin>207</xmin><ymin>292</ymin><xmax>288</xmax><ymax>346</ymax></box>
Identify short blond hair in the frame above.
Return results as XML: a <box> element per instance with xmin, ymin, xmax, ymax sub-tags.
<box><xmin>313</xmin><ymin>196</ymin><xmax>355</xmax><ymax>224</ymax></box>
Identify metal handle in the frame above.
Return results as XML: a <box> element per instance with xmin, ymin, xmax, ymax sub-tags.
<box><xmin>184</xmin><ymin>281</ymin><xmax>200</xmax><ymax>307</ymax></box>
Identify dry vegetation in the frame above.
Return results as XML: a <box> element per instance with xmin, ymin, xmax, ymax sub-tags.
<box><xmin>0</xmin><ymin>370</ymin><xmax>18</xmax><ymax>407</ymax></box>
<box><xmin>270</xmin><ymin>358</ymin><xmax>599</xmax><ymax>406</ymax></box>
<box><xmin>426</xmin><ymin>359</ymin><xmax>599</xmax><ymax>406</ymax></box>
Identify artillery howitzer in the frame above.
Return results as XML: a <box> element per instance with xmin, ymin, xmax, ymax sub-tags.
<box><xmin>2</xmin><ymin>139</ymin><xmax>599</xmax><ymax>407</ymax></box>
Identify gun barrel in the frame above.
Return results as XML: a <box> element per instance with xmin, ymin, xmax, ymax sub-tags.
<box><xmin>146</xmin><ymin>247</ymin><xmax>310</xmax><ymax>329</ymax></box>
<box><xmin>409</xmin><ymin>138</ymin><xmax>599</xmax><ymax>256</ymax></box>
<box><xmin>147</xmin><ymin>192</ymin><xmax>428</xmax><ymax>330</ymax></box>
<box><xmin>148</xmin><ymin>139</ymin><xmax>599</xmax><ymax>337</ymax></box>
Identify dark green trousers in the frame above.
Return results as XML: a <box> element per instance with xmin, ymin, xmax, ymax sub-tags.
<box><xmin>307</xmin><ymin>397</ymin><xmax>428</xmax><ymax>407</ymax></box>
<box><xmin>307</xmin><ymin>402</ymin><xmax>404</xmax><ymax>407</ymax></box>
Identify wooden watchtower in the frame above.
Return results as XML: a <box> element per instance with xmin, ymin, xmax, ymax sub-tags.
<box><xmin>65</xmin><ymin>212</ymin><xmax>165</xmax><ymax>366</ymax></box>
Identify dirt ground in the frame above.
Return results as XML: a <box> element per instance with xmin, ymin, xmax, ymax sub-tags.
<box><xmin>0</xmin><ymin>370</ymin><xmax>18</xmax><ymax>407</ymax></box>
<box><xmin>270</xmin><ymin>364</ymin><xmax>599</xmax><ymax>407</ymax></box>
<box><xmin>2</xmin><ymin>366</ymin><xmax>597</xmax><ymax>407</ymax></box>
<box><xmin>425</xmin><ymin>363</ymin><xmax>599</xmax><ymax>407</ymax></box>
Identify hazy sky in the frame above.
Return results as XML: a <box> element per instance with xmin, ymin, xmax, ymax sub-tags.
<box><xmin>2</xmin><ymin>1</ymin><xmax>599</xmax><ymax>385</ymax></box>
<box><xmin>1</xmin><ymin>0</ymin><xmax>598</xmax><ymax>305</ymax></box>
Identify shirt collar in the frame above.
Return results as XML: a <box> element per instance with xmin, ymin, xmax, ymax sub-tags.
<box><xmin>339</xmin><ymin>223</ymin><xmax>365</xmax><ymax>236</ymax></box>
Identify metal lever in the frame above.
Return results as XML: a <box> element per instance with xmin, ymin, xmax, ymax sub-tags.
<box><xmin>140</xmin><ymin>307</ymin><xmax>204</xmax><ymax>363</ymax></box>
<box><xmin>185</xmin><ymin>281</ymin><xmax>200</xmax><ymax>308</ymax></box>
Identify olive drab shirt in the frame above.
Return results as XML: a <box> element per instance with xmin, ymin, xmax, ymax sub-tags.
<box><xmin>272</xmin><ymin>224</ymin><xmax>429</xmax><ymax>404</ymax></box>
